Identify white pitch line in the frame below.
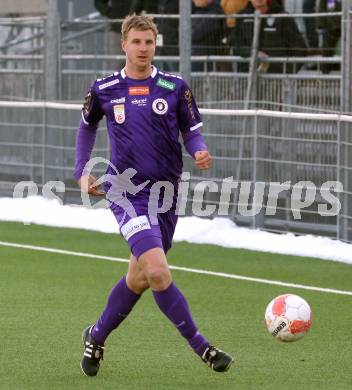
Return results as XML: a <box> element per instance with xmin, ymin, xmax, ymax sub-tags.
<box><xmin>1</xmin><ymin>240</ymin><xmax>351</xmax><ymax>296</ymax></box>
<box><xmin>0</xmin><ymin>240</ymin><xmax>130</xmax><ymax>263</ymax></box>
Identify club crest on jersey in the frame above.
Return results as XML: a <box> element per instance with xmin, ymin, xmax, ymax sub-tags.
<box><xmin>152</xmin><ymin>98</ymin><xmax>168</xmax><ymax>115</ymax></box>
<box><xmin>113</xmin><ymin>104</ymin><xmax>125</xmax><ymax>124</ymax></box>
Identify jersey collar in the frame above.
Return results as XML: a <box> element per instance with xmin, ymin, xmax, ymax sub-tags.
<box><xmin>121</xmin><ymin>65</ymin><xmax>157</xmax><ymax>79</ymax></box>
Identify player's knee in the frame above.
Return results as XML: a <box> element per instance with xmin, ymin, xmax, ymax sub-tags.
<box><xmin>129</xmin><ymin>282</ymin><xmax>149</xmax><ymax>295</ymax></box>
<box><xmin>136</xmin><ymin>279</ymin><xmax>150</xmax><ymax>294</ymax></box>
<box><xmin>126</xmin><ymin>272</ymin><xmax>149</xmax><ymax>295</ymax></box>
<box><xmin>144</xmin><ymin>266</ymin><xmax>171</xmax><ymax>291</ymax></box>
<box><xmin>136</xmin><ymin>276</ymin><xmax>150</xmax><ymax>293</ymax></box>
<box><xmin>138</xmin><ymin>247</ymin><xmax>171</xmax><ymax>290</ymax></box>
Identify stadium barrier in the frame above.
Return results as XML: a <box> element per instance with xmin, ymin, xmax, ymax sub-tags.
<box><xmin>0</xmin><ymin>101</ymin><xmax>351</xmax><ymax>242</ymax></box>
<box><xmin>0</xmin><ymin>11</ymin><xmax>349</xmax><ymax>113</ymax></box>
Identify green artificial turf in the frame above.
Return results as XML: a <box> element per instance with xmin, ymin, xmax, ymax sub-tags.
<box><xmin>0</xmin><ymin>221</ymin><xmax>351</xmax><ymax>389</ymax></box>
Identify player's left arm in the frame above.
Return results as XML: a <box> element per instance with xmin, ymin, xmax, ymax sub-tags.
<box><xmin>177</xmin><ymin>83</ymin><xmax>212</xmax><ymax>170</ymax></box>
<box><xmin>194</xmin><ymin>150</ymin><xmax>212</xmax><ymax>170</ymax></box>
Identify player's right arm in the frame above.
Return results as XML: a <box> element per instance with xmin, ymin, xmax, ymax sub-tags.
<box><xmin>74</xmin><ymin>83</ymin><xmax>105</xmax><ymax>196</ymax></box>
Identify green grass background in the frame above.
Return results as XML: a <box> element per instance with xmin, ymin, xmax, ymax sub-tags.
<box><xmin>0</xmin><ymin>221</ymin><xmax>351</xmax><ymax>389</ymax></box>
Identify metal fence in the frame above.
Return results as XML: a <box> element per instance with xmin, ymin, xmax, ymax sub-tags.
<box><xmin>0</xmin><ymin>6</ymin><xmax>352</xmax><ymax>241</ymax></box>
<box><xmin>0</xmin><ymin>9</ymin><xmax>350</xmax><ymax>111</ymax></box>
<box><xmin>0</xmin><ymin>102</ymin><xmax>351</xmax><ymax>242</ymax></box>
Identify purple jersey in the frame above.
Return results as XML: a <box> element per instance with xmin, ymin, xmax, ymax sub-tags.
<box><xmin>75</xmin><ymin>66</ymin><xmax>207</xmax><ymax>185</ymax></box>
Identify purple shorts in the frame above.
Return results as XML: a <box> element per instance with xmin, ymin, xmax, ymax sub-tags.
<box><xmin>110</xmin><ymin>190</ymin><xmax>178</xmax><ymax>258</ymax></box>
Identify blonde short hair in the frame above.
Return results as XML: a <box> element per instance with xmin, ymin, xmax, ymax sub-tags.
<box><xmin>121</xmin><ymin>14</ymin><xmax>158</xmax><ymax>41</ymax></box>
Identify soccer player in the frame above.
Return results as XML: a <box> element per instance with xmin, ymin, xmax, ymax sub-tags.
<box><xmin>75</xmin><ymin>14</ymin><xmax>234</xmax><ymax>377</ymax></box>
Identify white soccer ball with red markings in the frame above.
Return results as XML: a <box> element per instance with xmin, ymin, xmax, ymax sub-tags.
<box><xmin>265</xmin><ymin>294</ymin><xmax>312</xmax><ymax>342</ymax></box>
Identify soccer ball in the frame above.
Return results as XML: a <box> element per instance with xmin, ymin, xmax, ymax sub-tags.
<box><xmin>264</xmin><ymin>294</ymin><xmax>312</xmax><ymax>342</ymax></box>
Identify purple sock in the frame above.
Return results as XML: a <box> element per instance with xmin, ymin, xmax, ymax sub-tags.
<box><xmin>92</xmin><ymin>276</ymin><xmax>141</xmax><ymax>345</ymax></box>
<box><xmin>153</xmin><ymin>282</ymin><xmax>209</xmax><ymax>357</ymax></box>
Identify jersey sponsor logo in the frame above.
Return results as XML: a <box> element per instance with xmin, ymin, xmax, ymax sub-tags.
<box><xmin>131</xmin><ymin>97</ymin><xmax>147</xmax><ymax>106</ymax></box>
<box><xmin>156</xmin><ymin>77</ymin><xmax>176</xmax><ymax>91</ymax></box>
<box><xmin>152</xmin><ymin>98</ymin><xmax>168</xmax><ymax>115</ymax></box>
<box><xmin>110</xmin><ymin>97</ymin><xmax>125</xmax><ymax>104</ymax></box>
<box><xmin>120</xmin><ymin>215</ymin><xmax>151</xmax><ymax>240</ymax></box>
<box><xmin>98</xmin><ymin>79</ymin><xmax>120</xmax><ymax>90</ymax></box>
<box><xmin>113</xmin><ymin>104</ymin><xmax>125</xmax><ymax>124</ymax></box>
<box><xmin>184</xmin><ymin>89</ymin><xmax>196</xmax><ymax>120</ymax></box>
<box><xmin>128</xmin><ymin>86</ymin><xmax>150</xmax><ymax>95</ymax></box>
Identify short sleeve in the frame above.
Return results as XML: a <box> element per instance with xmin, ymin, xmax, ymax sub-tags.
<box><xmin>81</xmin><ymin>83</ymin><xmax>104</xmax><ymax>126</ymax></box>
